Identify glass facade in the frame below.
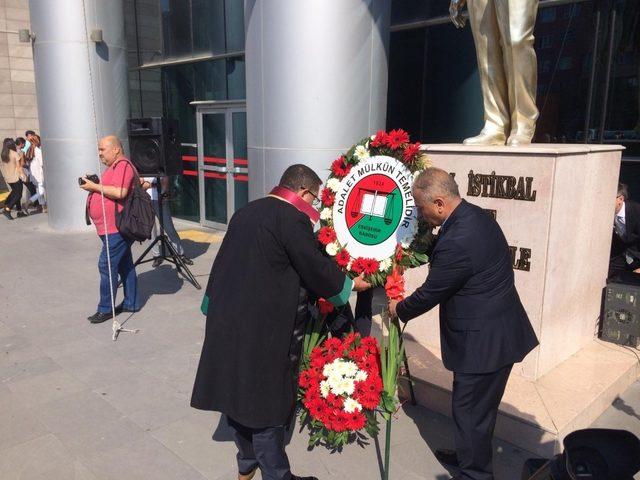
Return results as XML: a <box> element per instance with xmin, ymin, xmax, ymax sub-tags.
<box><xmin>123</xmin><ymin>0</ymin><xmax>639</xmax><ymax>227</ymax></box>
<box><xmin>388</xmin><ymin>0</ymin><xmax>640</xmax><ymax>191</ymax></box>
<box><xmin>124</xmin><ymin>0</ymin><xmax>246</xmax><ymax>225</ymax></box>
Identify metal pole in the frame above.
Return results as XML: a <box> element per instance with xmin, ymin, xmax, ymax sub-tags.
<box><xmin>598</xmin><ymin>7</ymin><xmax>616</xmax><ymax>143</ymax></box>
<box><xmin>383</xmin><ymin>417</ymin><xmax>392</xmax><ymax>480</ymax></box>
<box><xmin>583</xmin><ymin>9</ymin><xmax>600</xmax><ymax>143</ymax></box>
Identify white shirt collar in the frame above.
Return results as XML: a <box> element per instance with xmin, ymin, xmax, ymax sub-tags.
<box><xmin>618</xmin><ymin>202</ymin><xmax>626</xmax><ymax>222</ymax></box>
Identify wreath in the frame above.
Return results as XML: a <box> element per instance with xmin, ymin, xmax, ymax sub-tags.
<box><xmin>298</xmin><ymin>332</ymin><xmax>383</xmax><ymax>448</ymax></box>
<box><xmin>317</xmin><ymin>129</ymin><xmax>432</xmax><ymax>287</ymax></box>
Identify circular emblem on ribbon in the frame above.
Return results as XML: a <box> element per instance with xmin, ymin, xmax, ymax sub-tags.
<box><xmin>333</xmin><ymin>156</ymin><xmax>417</xmax><ymax>260</ymax></box>
<box><xmin>317</xmin><ymin>130</ymin><xmax>432</xmax><ymax>287</ymax></box>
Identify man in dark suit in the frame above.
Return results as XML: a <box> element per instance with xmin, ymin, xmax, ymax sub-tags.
<box><xmin>389</xmin><ymin>168</ymin><xmax>538</xmax><ymax>480</ymax></box>
<box><xmin>609</xmin><ymin>183</ymin><xmax>640</xmax><ymax>283</ymax></box>
<box><xmin>191</xmin><ymin>165</ymin><xmax>370</xmax><ymax>480</ymax></box>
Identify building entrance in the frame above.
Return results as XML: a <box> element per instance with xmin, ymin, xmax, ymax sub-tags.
<box><xmin>196</xmin><ymin>104</ymin><xmax>248</xmax><ymax>229</ymax></box>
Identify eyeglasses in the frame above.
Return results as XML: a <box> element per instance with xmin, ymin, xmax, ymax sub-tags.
<box><xmin>308</xmin><ymin>190</ymin><xmax>320</xmax><ymax>207</ymax></box>
<box><xmin>303</xmin><ymin>187</ymin><xmax>320</xmax><ymax>207</ymax></box>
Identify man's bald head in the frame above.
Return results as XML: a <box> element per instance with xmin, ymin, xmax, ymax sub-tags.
<box><xmin>98</xmin><ymin>135</ymin><xmax>124</xmax><ymax>166</ymax></box>
<box><xmin>413</xmin><ymin>168</ymin><xmax>460</xmax><ymax>202</ymax></box>
<box><xmin>412</xmin><ymin>167</ymin><xmax>461</xmax><ymax>226</ymax></box>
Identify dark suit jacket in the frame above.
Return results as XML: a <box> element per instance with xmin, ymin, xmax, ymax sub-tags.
<box><xmin>397</xmin><ymin>200</ymin><xmax>539</xmax><ymax>374</ymax></box>
<box><xmin>610</xmin><ymin>201</ymin><xmax>640</xmax><ymax>275</ymax></box>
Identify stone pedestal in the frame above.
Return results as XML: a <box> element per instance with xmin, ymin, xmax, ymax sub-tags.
<box><xmin>400</xmin><ymin>144</ymin><xmax>640</xmax><ymax>455</ymax></box>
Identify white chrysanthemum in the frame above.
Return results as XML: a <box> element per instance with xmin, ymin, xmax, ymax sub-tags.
<box><xmin>337</xmin><ymin>379</ymin><xmax>356</xmax><ymax>396</ymax></box>
<box><xmin>326</xmin><ymin>178</ymin><xmax>341</xmax><ymax>192</ymax></box>
<box><xmin>354</xmin><ymin>145</ymin><xmax>370</xmax><ymax>160</ymax></box>
<box><xmin>323</xmin><ymin>363</ymin><xmax>335</xmax><ymax>378</ymax></box>
<box><xmin>370</xmin><ymin>135</ymin><xmax>376</xmax><ymax>140</ymax></box>
<box><xmin>342</xmin><ymin>361</ymin><xmax>359</xmax><ymax>377</ymax></box>
<box><xmin>400</xmin><ymin>235</ymin><xmax>414</xmax><ymax>248</ymax></box>
<box><xmin>343</xmin><ymin>398</ymin><xmax>363</xmax><ymax>413</ymax></box>
<box><xmin>320</xmin><ymin>208</ymin><xmax>332</xmax><ymax>221</ymax></box>
<box><xmin>355</xmin><ymin>370</ymin><xmax>368</xmax><ymax>382</ymax></box>
<box><xmin>378</xmin><ymin>258</ymin><xmax>392</xmax><ymax>272</ymax></box>
<box><xmin>325</xmin><ymin>242</ymin><xmax>340</xmax><ymax>256</ymax></box>
<box><xmin>320</xmin><ymin>381</ymin><xmax>331</xmax><ymax>398</ymax></box>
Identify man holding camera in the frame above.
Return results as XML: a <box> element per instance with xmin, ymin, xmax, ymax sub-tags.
<box><xmin>80</xmin><ymin>135</ymin><xmax>139</xmax><ymax>324</ymax></box>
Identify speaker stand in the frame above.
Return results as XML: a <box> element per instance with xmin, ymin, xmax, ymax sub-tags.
<box><xmin>134</xmin><ymin>179</ymin><xmax>201</xmax><ymax>290</ymax></box>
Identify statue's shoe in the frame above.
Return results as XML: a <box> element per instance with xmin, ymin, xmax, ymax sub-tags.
<box><xmin>506</xmin><ymin>132</ymin><xmax>534</xmax><ymax>146</ymax></box>
<box><xmin>463</xmin><ymin>130</ymin><xmax>506</xmax><ymax>146</ymax></box>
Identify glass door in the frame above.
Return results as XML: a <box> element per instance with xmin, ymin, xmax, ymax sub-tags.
<box><xmin>196</xmin><ymin>105</ymin><xmax>248</xmax><ymax>229</ymax></box>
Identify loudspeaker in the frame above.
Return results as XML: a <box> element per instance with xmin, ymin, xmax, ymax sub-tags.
<box><xmin>600</xmin><ymin>282</ymin><xmax>640</xmax><ymax>348</ymax></box>
<box><xmin>127</xmin><ymin>117</ymin><xmax>181</xmax><ymax>176</ymax></box>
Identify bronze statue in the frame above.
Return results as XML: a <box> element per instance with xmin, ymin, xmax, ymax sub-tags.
<box><xmin>450</xmin><ymin>0</ymin><xmax>540</xmax><ymax>146</ymax></box>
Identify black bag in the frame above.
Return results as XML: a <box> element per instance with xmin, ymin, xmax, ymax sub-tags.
<box><xmin>114</xmin><ymin>160</ymin><xmax>155</xmax><ymax>242</ymax></box>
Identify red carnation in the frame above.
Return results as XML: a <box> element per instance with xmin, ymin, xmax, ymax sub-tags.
<box><xmin>335</xmin><ymin>248</ymin><xmax>351</xmax><ymax>268</ymax></box>
<box><xmin>361</xmin><ymin>337</ymin><xmax>379</xmax><ymax>355</ymax></box>
<box><xmin>363</xmin><ymin>258</ymin><xmax>379</xmax><ymax>275</ymax></box>
<box><xmin>342</xmin><ymin>332</ymin><xmax>358</xmax><ymax>351</ymax></box>
<box><xmin>318</xmin><ymin>298</ymin><xmax>334</xmax><ymax>315</ymax></box>
<box><xmin>370</xmin><ymin>130</ymin><xmax>388</xmax><ymax>148</ymax></box>
<box><xmin>350</xmin><ymin>257</ymin><xmax>366</xmax><ymax>274</ymax></box>
<box><xmin>345</xmin><ymin>412</ymin><xmax>366</xmax><ymax>431</ymax></box>
<box><xmin>348</xmin><ymin>346</ymin><xmax>367</xmax><ymax>361</ymax></box>
<box><xmin>323</xmin><ymin>337</ymin><xmax>342</xmax><ymax>355</ymax></box>
<box><xmin>385</xmin><ymin>129</ymin><xmax>410</xmax><ymax>149</ymax></box>
<box><xmin>317</xmin><ymin>226</ymin><xmax>337</xmax><ymax>245</ymax></box>
<box><xmin>321</xmin><ymin>188</ymin><xmax>335</xmax><ymax>207</ymax></box>
<box><xmin>331</xmin><ymin>156</ymin><xmax>352</xmax><ymax>178</ymax></box>
<box><xmin>402</xmin><ymin>142</ymin><xmax>421</xmax><ymax>163</ymax></box>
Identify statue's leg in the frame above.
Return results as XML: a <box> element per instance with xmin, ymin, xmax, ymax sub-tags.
<box><xmin>495</xmin><ymin>0</ymin><xmax>540</xmax><ymax>146</ymax></box>
<box><xmin>464</xmin><ymin>0</ymin><xmax>511</xmax><ymax>145</ymax></box>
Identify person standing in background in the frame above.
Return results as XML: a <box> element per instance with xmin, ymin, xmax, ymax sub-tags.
<box><xmin>28</xmin><ymin>135</ymin><xmax>46</xmax><ymax>213</ymax></box>
<box><xmin>15</xmin><ymin>137</ymin><xmax>37</xmax><ymax>214</ymax></box>
<box><xmin>1</xmin><ymin>138</ymin><xmax>27</xmax><ymax>220</ymax></box>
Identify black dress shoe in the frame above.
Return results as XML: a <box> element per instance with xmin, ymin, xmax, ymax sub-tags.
<box><xmin>87</xmin><ymin>312</ymin><xmax>113</xmax><ymax>324</ymax></box>
<box><xmin>152</xmin><ymin>257</ymin><xmax>163</xmax><ymax>268</ymax></box>
<box><xmin>17</xmin><ymin>210</ymin><xmax>29</xmax><ymax>217</ymax></box>
<box><xmin>180</xmin><ymin>255</ymin><xmax>194</xmax><ymax>265</ymax></box>
<box><xmin>291</xmin><ymin>476</ymin><xmax>318</xmax><ymax>480</ymax></box>
<box><xmin>115</xmin><ymin>303</ymin><xmax>138</xmax><ymax>315</ymax></box>
<box><xmin>3</xmin><ymin>209</ymin><xmax>13</xmax><ymax>220</ymax></box>
<box><xmin>435</xmin><ymin>448</ymin><xmax>459</xmax><ymax>467</ymax></box>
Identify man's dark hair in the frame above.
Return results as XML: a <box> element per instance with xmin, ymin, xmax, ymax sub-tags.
<box><xmin>279</xmin><ymin>164</ymin><xmax>322</xmax><ymax>193</ymax></box>
<box><xmin>15</xmin><ymin>137</ymin><xmax>25</xmax><ymax>147</ymax></box>
<box><xmin>25</xmin><ymin>130</ymin><xmax>36</xmax><ymax>137</ymax></box>
<box><xmin>618</xmin><ymin>183</ymin><xmax>629</xmax><ymax>200</ymax></box>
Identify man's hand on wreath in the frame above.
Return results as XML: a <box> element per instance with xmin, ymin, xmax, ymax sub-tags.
<box><xmin>388</xmin><ymin>299</ymin><xmax>399</xmax><ymax>318</ymax></box>
<box><xmin>352</xmin><ymin>273</ymin><xmax>372</xmax><ymax>292</ymax></box>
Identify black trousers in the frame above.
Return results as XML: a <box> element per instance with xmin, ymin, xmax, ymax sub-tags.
<box><xmin>5</xmin><ymin>181</ymin><xmax>23</xmax><ymax>211</ymax></box>
<box><xmin>452</xmin><ymin>364</ymin><xmax>512</xmax><ymax>480</ymax></box>
<box><xmin>227</xmin><ymin>417</ymin><xmax>291</xmax><ymax>480</ymax></box>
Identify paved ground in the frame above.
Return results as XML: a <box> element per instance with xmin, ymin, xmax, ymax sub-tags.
<box><xmin>1</xmin><ymin>212</ymin><xmax>639</xmax><ymax>480</ymax></box>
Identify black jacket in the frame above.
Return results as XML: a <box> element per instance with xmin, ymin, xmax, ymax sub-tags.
<box><xmin>610</xmin><ymin>201</ymin><xmax>640</xmax><ymax>273</ymax></box>
<box><xmin>191</xmin><ymin>197</ymin><xmax>347</xmax><ymax>428</ymax></box>
<box><xmin>397</xmin><ymin>200</ymin><xmax>538</xmax><ymax>374</ymax></box>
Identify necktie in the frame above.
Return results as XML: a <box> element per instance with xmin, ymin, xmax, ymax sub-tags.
<box><xmin>615</xmin><ymin>215</ymin><xmax>626</xmax><ymax>239</ymax></box>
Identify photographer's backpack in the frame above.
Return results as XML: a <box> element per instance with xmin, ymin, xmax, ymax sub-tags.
<box><xmin>115</xmin><ymin>159</ymin><xmax>155</xmax><ymax>242</ymax></box>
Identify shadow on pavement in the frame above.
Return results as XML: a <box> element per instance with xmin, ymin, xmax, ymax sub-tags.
<box><xmin>181</xmin><ymin>239</ymin><xmax>213</xmax><ymax>260</ymax></box>
<box><xmin>136</xmin><ymin>264</ymin><xmax>184</xmax><ymax>308</ymax></box>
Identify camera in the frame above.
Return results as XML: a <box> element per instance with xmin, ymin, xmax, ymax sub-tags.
<box><xmin>78</xmin><ymin>174</ymin><xmax>100</xmax><ymax>186</ymax></box>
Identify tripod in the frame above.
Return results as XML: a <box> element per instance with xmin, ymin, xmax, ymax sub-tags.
<box><xmin>134</xmin><ymin>177</ymin><xmax>201</xmax><ymax>290</ymax></box>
